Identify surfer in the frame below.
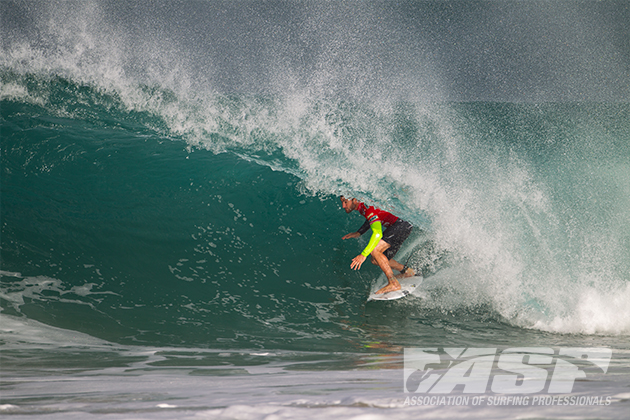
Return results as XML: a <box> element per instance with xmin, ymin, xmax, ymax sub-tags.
<box><xmin>340</xmin><ymin>196</ymin><xmax>415</xmax><ymax>294</ymax></box>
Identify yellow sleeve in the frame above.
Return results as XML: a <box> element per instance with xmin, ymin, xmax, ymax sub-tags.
<box><xmin>361</xmin><ymin>221</ymin><xmax>383</xmax><ymax>257</ymax></box>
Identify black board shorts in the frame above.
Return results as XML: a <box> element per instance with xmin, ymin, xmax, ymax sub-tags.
<box><xmin>382</xmin><ymin>219</ymin><xmax>413</xmax><ymax>260</ymax></box>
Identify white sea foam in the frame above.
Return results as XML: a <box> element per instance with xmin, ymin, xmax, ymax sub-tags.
<box><xmin>1</xmin><ymin>317</ymin><xmax>628</xmax><ymax>420</ymax></box>
<box><xmin>532</xmin><ymin>282</ymin><xmax>630</xmax><ymax>335</ymax></box>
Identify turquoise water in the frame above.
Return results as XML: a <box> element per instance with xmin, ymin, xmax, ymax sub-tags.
<box><xmin>2</xmin><ymin>1</ymin><xmax>630</xmax><ymax>418</ymax></box>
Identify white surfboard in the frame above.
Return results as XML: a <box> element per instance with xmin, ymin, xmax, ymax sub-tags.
<box><xmin>367</xmin><ymin>276</ymin><xmax>423</xmax><ymax>301</ymax></box>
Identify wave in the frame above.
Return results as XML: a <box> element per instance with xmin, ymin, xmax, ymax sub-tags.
<box><xmin>2</xmin><ymin>1</ymin><xmax>630</xmax><ymax>342</ymax></box>
<box><xmin>3</xmin><ymin>71</ymin><xmax>629</xmax><ymax>342</ymax></box>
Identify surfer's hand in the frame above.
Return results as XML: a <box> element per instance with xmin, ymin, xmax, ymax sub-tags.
<box><xmin>342</xmin><ymin>232</ymin><xmax>360</xmax><ymax>240</ymax></box>
<box><xmin>351</xmin><ymin>255</ymin><xmax>366</xmax><ymax>270</ymax></box>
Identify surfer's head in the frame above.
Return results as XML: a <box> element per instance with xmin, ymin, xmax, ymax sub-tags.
<box><xmin>340</xmin><ymin>196</ymin><xmax>359</xmax><ymax>213</ymax></box>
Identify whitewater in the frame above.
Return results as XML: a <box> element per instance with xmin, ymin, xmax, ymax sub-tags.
<box><xmin>2</xmin><ymin>1</ymin><xmax>629</xmax><ymax>418</ymax></box>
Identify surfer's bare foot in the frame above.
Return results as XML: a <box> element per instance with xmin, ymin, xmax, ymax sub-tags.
<box><xmin>395</xmin><ymin>267</ymin><xmax>415</xmax><ymax>279</ymax></box>
<box><xmin>375</xmin><ymin>278</ymin><xmax>401</xmax><ymax>294</ymax></box>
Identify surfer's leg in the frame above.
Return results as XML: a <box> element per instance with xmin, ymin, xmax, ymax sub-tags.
<box><xmin>381</xmin><ymin>220</ymin><xmax>414</xmax><ymax>279</ymax></box>
<box><xmin>370</xmin><ymin>241</ymin><xmax>402</xmax><ymax>294</ymax></box>
<box><xmin>375</xmin><ymin>274</ymin><xmax>402</xmax><ymax>294</ymax></box>
<box><xmin>389</xmin><ymin>259</ymin><xmax>416</xmax><ymax>279</ymax></box>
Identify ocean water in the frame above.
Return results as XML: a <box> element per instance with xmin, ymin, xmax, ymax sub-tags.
<box><xmin>2</xmin><ymin>1</ymin><xmax>630</xmax><ymax>419</ymax></box>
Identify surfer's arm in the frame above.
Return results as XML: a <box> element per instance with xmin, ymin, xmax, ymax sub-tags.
<box><xmin>357</xmin><ymin>220</ymin><xmax>371</xmax><ymax>235</ymax></box>
<box><xmin>343</xmin><ymin>220</ymin><xmax>371</xmax><ymax>240</ymax></box>
<box><xmin>361</xmin><ymin>221</ymin><xmax>383</xmax><ymax>257</ymax></box>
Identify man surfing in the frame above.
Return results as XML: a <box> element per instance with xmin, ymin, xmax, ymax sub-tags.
<box><xmin>340</xmin><ymin>196</ymin><xmax>415</xmax><ymax>294</ymax></box>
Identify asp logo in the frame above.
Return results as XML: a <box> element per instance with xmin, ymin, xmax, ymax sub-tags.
<box><xmin>404</xmin><ymin>347</ymin><xmax>612</xmax><ymax>394</ymax></box>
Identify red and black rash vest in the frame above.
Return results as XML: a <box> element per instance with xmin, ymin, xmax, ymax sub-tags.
<box><xmin>356</xmin><ymin>202</ymin><xmax>399</xmax><ymax>235</ymax></box>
